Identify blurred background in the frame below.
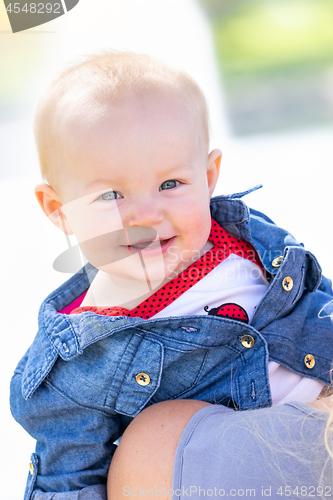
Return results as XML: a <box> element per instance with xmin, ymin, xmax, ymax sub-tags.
<box><xmin>202</xmin><ymin>0</ymin><xmax>333</xmax><ymax>135</ymax></box>
<box><xmin>1</xmin><ymin>0</ymin><xmax>333</xmax><ymax>498</ymax></box>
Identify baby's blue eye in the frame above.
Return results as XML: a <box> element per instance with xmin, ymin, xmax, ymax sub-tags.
<box><xmin>159</xmin><ymin>180</ymin><xmax>180</xmax><ymax>191</ymax></box>
<box><xmin>99</xmin><ymin>191</ymin><xmax>122</xmax><ymax>201</ymax></box>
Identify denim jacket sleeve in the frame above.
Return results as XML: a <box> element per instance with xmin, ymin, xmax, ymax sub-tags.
<box><xmin>10</xmin><ymin>351</ymin><xmax>121</xmax><ymax>500</ymax></box>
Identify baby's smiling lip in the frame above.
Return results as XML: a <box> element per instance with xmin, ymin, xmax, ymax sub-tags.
<box><xmin>121</xmin><ymin>237</ymin><xmax>174</xmax><ymax>250</ymax></box>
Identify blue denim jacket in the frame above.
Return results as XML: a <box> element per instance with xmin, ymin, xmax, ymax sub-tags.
<box><xmin>10</xmin><ymin>188</ymin><xmax>333</xmax><ymax>500</ymax></box>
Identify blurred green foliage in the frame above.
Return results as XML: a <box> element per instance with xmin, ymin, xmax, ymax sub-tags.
<box><xmin>198</xmin><ymin>0</ymin><xmax>333</xmax><ymax>134</ymax></box>
<box><xmin>211</xmin><ymin>0</ymin><xmax>333</xmax><ymax>77</ymax></box>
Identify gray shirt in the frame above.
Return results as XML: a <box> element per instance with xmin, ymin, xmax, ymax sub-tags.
<box><xmin>173</xmin><ymin>403</ymin><xmax>333</xmax><ymax>500</ymax></box>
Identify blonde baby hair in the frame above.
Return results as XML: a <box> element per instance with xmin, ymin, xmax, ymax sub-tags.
<box><xmin>33</xmin><ymin>51</ymin><xmax>210</xmax><ymax>193</ymax></box>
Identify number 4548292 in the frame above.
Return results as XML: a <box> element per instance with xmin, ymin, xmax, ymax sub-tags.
<box><xmin>6</xmin><ymin>3</ymin><xmax>58</xmax><ymax>13</ymax></box>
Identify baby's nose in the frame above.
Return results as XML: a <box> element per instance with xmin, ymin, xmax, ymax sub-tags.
<box><xmin>126</xmin><ymin>200</ymin><xmax>163</xmax><ymax>227</ymax></box>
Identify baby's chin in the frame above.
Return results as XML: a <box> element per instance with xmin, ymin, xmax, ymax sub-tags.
<box><xmin>97</xmin><ymin>261</ymin><xmax>168</xmax><ymax>287</ymax></box>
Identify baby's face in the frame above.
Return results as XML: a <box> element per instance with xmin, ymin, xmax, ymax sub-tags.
<box><xmin>58</xmin><ymin>91</ymin><xmax>220</xmax><ymax>284</ymax></box>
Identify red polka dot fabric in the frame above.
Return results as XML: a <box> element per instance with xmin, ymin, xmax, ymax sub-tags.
<box><xmin>70</xmin><ymin>218</ymin><xmax>264</xmax><ymax>319</ymax></box>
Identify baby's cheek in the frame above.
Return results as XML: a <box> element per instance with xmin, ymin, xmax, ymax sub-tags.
<box><xmin>77</xmin><ymin>232</ymin><xmax>120</xmax><ymax>266</ymax></box>
<box><xmin>183</xmin><ymin>203</ymin><xmax>210</xmax><ymax>231</ymax></box>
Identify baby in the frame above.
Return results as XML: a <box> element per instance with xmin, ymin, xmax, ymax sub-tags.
<box><xmin>10</xmin><ymin>52</ymin><xmax>333</xmax><ymax>500</ymax></box>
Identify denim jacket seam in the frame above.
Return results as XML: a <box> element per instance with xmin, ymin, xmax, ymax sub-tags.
<box><xmin>47</xmin><ymin>321</ymin><xmax>80</xmax><ymax>359</ymax></box>
<box><xmin>44</xmin><ymin>379</ymin><xmax>117</xmax><ymax>417</ymax></box>
<box><xmin>266</xmin><ymin>359</ymin><xmax>331</xmax><ymax>383</ymax></box>
<box><xmin>263</xmin><ymin>333</ymin><xmax>333</xmax><ymax>364</ymax></box>
<box><xmin>107</xmin><ymin>335</ymin><xmax>142</xmax><ymax>408</ymax></box>
<box><xmin>178</xmin><ymin>349</ymin><xmax>209</xmax><ymax>395</ymax></box>
<box><xmin>74</xmin><ymin>323</ymin><xmax>116</xmax><ymax>348</ymax></box>
<box><xmin>268</xmin><ymin>265</ymin><xmax>298</xmax><ymax>317</ymax></box>
<box><xmin>135</xmin><ymin>327</ymin><xmax>209</xmax><ymax>349</ymax></box>
<box><xmin>73</xmin><ymin>318</ymin><xmax>150</xmax><ymax>350</ymax></box>
<box><xmin>23</xmin><ymin>354</ymin><xmax>59</xmax><ymax>400</ymax></box>
<box><xmin>289</xmin><ymin>263</ymin><xmax>306</xmax><ymax>307</ymax></box>
<box><xmin>154</xmin><ymin>350</ymin><xmax>210</xmax><ymax>401</ymax></box>
<box><xmin>137</xmin><ymin>318</ymin><xmax>261</xmax><ymax>348</ymax></box>
<box><xmin>193</xmin><ymin>349</ymin><xmax>210</xmax><ymax>384</ymax></box>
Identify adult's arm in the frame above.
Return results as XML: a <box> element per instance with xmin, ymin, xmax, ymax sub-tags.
<box><xmin>107</xmin><ymin>398</ymin><xmax>333</xmax><ymax>500</ymax></box>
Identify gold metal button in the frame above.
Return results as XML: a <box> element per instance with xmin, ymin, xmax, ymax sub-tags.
<box><xmin>135</xmin><ymin>373</ymin><xmax>150</xmax><ymax>386</ymax></box>
<box><xmin>241</xmin><ymin>335</ymin><xmax>255</xmax><ymax>348</ymax></box>
<box><xmin>282</xmin><ymin>277</ymin><xmax>293</xmax><ymax>291</ymax></box>
<box><xmin>272</xmin><ymin>256</ymin><xmax>283</xmax><ymax>268</ymax></box>
<box><xmin>304</xmin><ymin>354</ymin><xmax>315</xmax><ymax>369</ymax></box>
<box><xmin>29</xmin><ymin>460</ymin><xmax>34</xmax><ymax>475</ymax></box>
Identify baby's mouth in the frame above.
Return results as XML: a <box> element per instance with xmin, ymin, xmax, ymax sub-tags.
<box><xmin>128</xmin><ymin>238</ymin><xmax>173</xmax><ymax>250</ymax></box>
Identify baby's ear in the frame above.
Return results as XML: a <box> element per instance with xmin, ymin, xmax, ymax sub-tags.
<box><xmin>34</xmin><ymin>183</ymin><xmax>73</xmax><ymax>235</ymax></box>
<box><xmin>207</xmin><ymin>149</ymin><xmax>222</xmax><ymax>196</ymax></box>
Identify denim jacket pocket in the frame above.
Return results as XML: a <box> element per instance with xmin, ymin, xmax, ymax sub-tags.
<box><xmin>104</xmin><ymin>334</ymin><xmax>163</xmax><ymax>417</ymax></box>
<box><xmin>24</xmin><ymin>453</ymin><xmax>38</xmax><ymax>500</ymax></box>
<box><xmin>151</xmin><ymin>344</ymin><xmax>209</xmax><ymax>401</ymax></box>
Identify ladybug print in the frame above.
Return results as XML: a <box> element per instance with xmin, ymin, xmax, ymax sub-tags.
<box><xmin>204</xmin><ymin>303</ymin><xmax>249</xmax><ymax>324</ymax></box>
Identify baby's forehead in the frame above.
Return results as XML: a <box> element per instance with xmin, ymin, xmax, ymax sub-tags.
<box><xmin>64</xmin><ymin>84</ymin><xmax>197</xmax><ymax>121</ymax></box>
<box><xmin>56</xmin><ymin>89</ymin><xmax>207</xmax><ymax>199</ymax></box>
<box><xmin>60</xmin><ymin>86</ymin><xmax>204</xmax><ymax>146</ymax></box>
